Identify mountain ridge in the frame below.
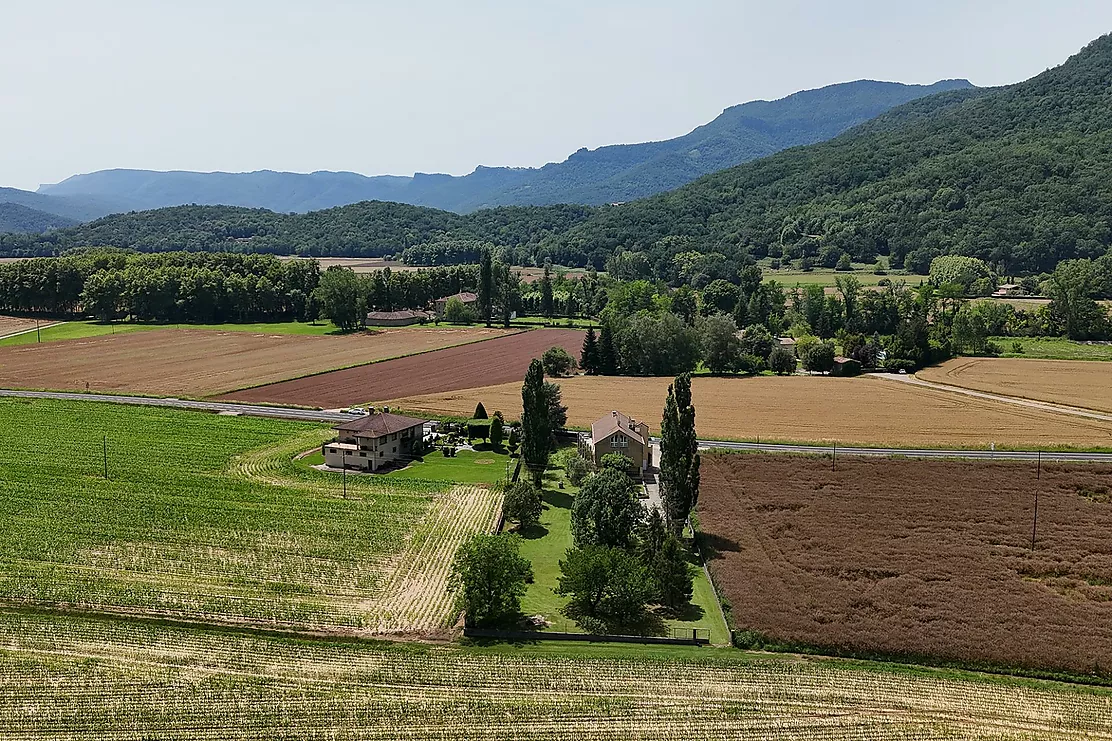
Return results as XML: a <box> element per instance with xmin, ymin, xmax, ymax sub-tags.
<box><xmin>37</xmin><ymin>78</ymin><xmax>973</xmax><ymax>216</ymax></box>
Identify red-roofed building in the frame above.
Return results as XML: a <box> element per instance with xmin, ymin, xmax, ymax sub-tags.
<box><xmin>323</xmin><ymin>410</ymin><xmax>427</xmax><ymax>472</ymax></box>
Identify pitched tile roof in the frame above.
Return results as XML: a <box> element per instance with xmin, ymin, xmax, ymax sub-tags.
<box><xmin>334</xmin><ymin>411</ymin><xmax>427</xmax><ymax>438</ymax></box>
<box><xmin>591</xmin><ymin>410</ymin><xmax>646</xmax><ymax>447</ymax></box>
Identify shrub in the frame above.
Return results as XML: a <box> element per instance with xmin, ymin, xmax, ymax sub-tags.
<box><xmin>541</xmin><ymin>346</ymin><xmax>578</xmax><ymax>377</ymax></box>
<box><xmin>768</xmin><ymin>346</ymin><xmax>797</xmax><ymax>375</ymax></box>
<box><xmin>565</xmin><ymin>455</ymin><xmax>591</xmax><ymax>486</ymax></box>
<box><xmin>502</xmin><ymin>481</ymin><xmax>543</xmax><ymax>531</ymax></box>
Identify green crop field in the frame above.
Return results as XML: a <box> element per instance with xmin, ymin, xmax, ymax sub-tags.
<box><xmin>0</xmin><ymin>398</ymin><xmax>499</xmax><ymax>634</ymax></box>
<box><xmin>0</xmin><ymin>319</ymin><xmax>344</xmax><ymax>346</ymax></box>
<box><xmin>1</xmin><ymin>609</ymin><xmax>1109</xmax><ymax>739</ymax></box>
<box><xmin>991</xmin><ymin>336</ymin><xmax>1112</xmax><ymax>361</ymax></box>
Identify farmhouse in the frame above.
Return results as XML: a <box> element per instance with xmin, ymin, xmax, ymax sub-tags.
<box><xmin>434</xmin><ymin>291</ymin><xmax>478</xmax><ymax>316</ymax></box>
<box><xmin>580</xmin><ymin>410</ymin><xmax>651</xmax><ymax>474</ymax></box>
<box><xmin>832</xmin><ymin>356</ymin><xmax>862</xmax><ymax>376</ymax></box>
<box><xmin>323</xmin><ymin>410</ymin><xmax>427</xmax><ymax>472</ymax></box>
<box><xmin>777</xmin><ymin>337</ymin><xmax>797</xmax><ymax>355</ymax></box>
<box><xmin>366</xmin><ymin>309</ymin><xmax>430</xmax><ymax>327</ymax></box>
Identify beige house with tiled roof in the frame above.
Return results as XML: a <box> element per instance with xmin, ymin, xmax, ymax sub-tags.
<box><xmin>579</xmin><ymin>410</ymin><xmax>651</xmax><ymax>474</ymax></box>
<box><xmin>323</xmin><ymin>410</ymin><xmax>427</xmax><ymax>472</ymax></box>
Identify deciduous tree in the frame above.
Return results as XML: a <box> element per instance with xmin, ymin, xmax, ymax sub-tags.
<box><xmin>448</xmin><ymin>534</ymin><xmax>533</xmax><ymax>628</ymax></box>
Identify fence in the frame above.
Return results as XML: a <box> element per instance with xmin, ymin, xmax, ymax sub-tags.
<box><xmin>463</xmin><ymin>626</ymin><xmax>710</xmax><ymax>646</ymax></box>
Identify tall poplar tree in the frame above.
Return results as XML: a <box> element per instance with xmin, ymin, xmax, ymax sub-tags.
<box><xmin>659</xmin><ymin>373</ymin><xmax>700</xmax><ymax>533</ymax></box>
<box><xmin>478</xmin><ymin>247</ymin><xmax>493</xmax><ymax>327</ymax></box>
<box><xmin>540</xmin><ymin>263</ymin><xmax>554</xmax><ymax>318</ymax></box>
<box><xmin>520</xmin><ymin>359</ymin><xmax>550</xmax><ymax>487</ymax></box>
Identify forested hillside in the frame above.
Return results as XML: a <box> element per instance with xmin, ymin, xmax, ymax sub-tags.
<box><xmin>0</xmin><ymin>187</ymin><xmax>124</xmax><ymax>224</ymax></box>
<box><xmin>539</xmin><ymin>34</ymin><xmax>1112</xmax><ymax>276</ymax></box>
<box><xmin>0</xmin><ymin>203</ymin><xmax>78</xmax><ymax>233</ymax></box>
<box><xmin>37</xmin><ymin>80</ymin><xmax>968</xmax><ymax>214</ymax></box>
<box><xmin>0</xmin><ymin>202</ymin><xmax>595</xmax><ymax>258</ymax></box>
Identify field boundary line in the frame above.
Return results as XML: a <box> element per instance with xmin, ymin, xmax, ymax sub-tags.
<box><xmin>212</xmin><ymin>327</ymin><xmax>527</xmax><ymax>397</ymax></box>
<box><xmin>0</xmin><ymin>321</ymin><xmax>64</xmax><ymax>341</ymax></box>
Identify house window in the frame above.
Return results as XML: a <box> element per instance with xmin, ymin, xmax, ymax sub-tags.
<box><xmin>359</xmin><ymin>452</ymin><xmax>366</xmax><ymax>457</ymax></box>
<box><xmin>611</xmin><ymin>435</ymin><xmax>628</xmax><ymax>448</ymax></box>
<box><xmin>392</xmin><ymin>446</ymin><xmax>397</xmax><ymax>453</ymax></box>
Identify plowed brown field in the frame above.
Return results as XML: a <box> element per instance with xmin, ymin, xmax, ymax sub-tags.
<box><xmin>385</xmin><ymin>374</ymin><xmax>1112</xmax><ymax>448</ymax></box>
<box><xmin>699</xmin><ymin>452</ymin><xmax>1112</xmax><ymax>676</ymax></box>
<box><xmin>919</xmin><ymin>357</ymin><xmax>1112</xmax><ymax>414</ymax></box>
<box><xmin>0</xmin><ymin>326</ymin><xmax>507</xmax><ymax>397</ymax></box>
<box><xmin>219</xmin><ymin>328</ymin><xmax>585</xmax><ymax>408</ymax></box>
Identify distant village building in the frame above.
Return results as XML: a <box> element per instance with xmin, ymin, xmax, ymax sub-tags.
<box><xmin>365</xmin><ymin>309</ymin><xmax>430</xmax><ymax>327</ymax></box>
<box><xmin>579</xmin><ymin>410</ymin><xmax>651</xmax><ymax>474</ymax></box>
<box><xmin>777</xmin><ymin>337</ymin><xmax>798</xmax><ymax>356</ymax></box>
<box><xmin>434</xmin><ymin>292</ymin><xmax>478</xmax><ymax>317</ymax></box>
<box><xmin>992</xmin><ymin>283</ymin><xmax>1023</xmax><ymax>298</ymax></box>
<box><xmin>323</xmin><ymin>410</ymin><xmax>427</xmax><ymax>472</ymax></box>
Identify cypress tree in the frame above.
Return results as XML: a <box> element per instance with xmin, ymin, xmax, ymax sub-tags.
<box><xmin>520</xmin><ymin>359</ymin><xmax>550</xmax><ymax>487</ymax></box>
<box><xmin>659</xmin><ymin>373</ymin><xmax>700</xmax><ymax>533</ymax></box>
<box><xmin>581</xmin><ymin>327</ymin><xmax>600</xmax><ymax>375</ymax></box>
<box><xmin>598</xmin><ymin>322</ymin><xmax>618</xmax><ymax>375</ymax></box>
<box><xmin>478</xmin><ymin>247</ymin><xmax>493</xmax><ymax>327</ymax></box>
<box><xmin>540</xmin><ymin>263</ymin><xmax>554</xmax><ymax>318</ymax></box>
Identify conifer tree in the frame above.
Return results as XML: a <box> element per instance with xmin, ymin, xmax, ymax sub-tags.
<box><xmin>581</xmin><ymin>326</ymin><xmax>600</xmax><ymax>375</ymax></box>
<box><xmin>520</xmin><ymin>359</ymin><xmax>550</xmax><ymax>487</ymax></box>
<box><xmin>598</xmin><ymin>321</ymin><xmax>618</xmax><ymax>375</ymax></box>
<box><xmin>659</xmin><ymin>373</ymin><xmax>700</xmax><ymax>533</ymax></box>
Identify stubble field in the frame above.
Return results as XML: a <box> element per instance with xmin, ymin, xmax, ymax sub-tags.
<box><xmin>919</xmin><ymin>357</ymin><xmax>1112</xmax><ymax>414</ymax></box>
<box><xmin>698</xmin><ymin>452</ymin><xmax>1112</xmax><ymax>676</ymax></box>
<box><xmin>386</xmin><ymin>374</ymin><xmax>1112</xmax><ymax>448</ymax></box>
<box><xmin>3</xmin><ymin>610</ymin><xmax>1111</xmax><ymax>740</ymax></box>
<box><xmin>0</xmin><ymin>397</ymin><xmax>499</xmax><ymax>635</ymax></box>
<box><xmin>0</xmin><ymin>325</ymin><xmax>507</xmax><ymax>397</ymax></box>
<box><xmin>221</xmin><ymin>328</ymin><xmax>585</xmax><ymax>408</ymax></box>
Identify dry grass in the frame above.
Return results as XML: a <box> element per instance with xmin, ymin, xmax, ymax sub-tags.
<box><xmin>0</xmin><ymin>315</ymin><xmax>39</xmax><ymax>338</ymax></box>
<box><xmin>0</xmin><ymin>326</ymin><xmax>508</xmax><ymax>397</ymax></box>
<box><xmin>387</xmin><ymin>374</ymin><xmax>1112</xmax><ymax>448</ymax></box>
<box><xmin>920</xmin><ymin>357</ymin><xmax>1112</xmax><ymax>414</ymax></box>
<box><xmin>699</xmin><ymin>452</ymin><xmax>1112</xmax><ymax>676</ymax></box>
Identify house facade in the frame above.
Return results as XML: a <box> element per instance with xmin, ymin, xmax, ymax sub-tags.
<box><xmin>580</xmin><ymin>410</ymin><xmax>651</xmax><ymax>474</ymax></box>
<box><xmin>434</xmin><ymin>291</ymin><xmax>478</xmax><ymax>316</ymax></box>
<box><xmin>323</xmin><ymin>410</ymin><xmax>427</xmax><ymax>472</ymax></box>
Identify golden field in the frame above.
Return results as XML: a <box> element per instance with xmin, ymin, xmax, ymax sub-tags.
<box><xmin>919</xmin><ymin>357</ymin><xmax>1112</xmax><ymax>414</ymax></box>
<box><xmin>387</xmin><ymin>374</ymin><xmax>1112</xmax><ymax>448</ymax></box>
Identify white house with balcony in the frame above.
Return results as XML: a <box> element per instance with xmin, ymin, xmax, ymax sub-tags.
<box><xmin>323</xmin><ymin>410</ymin><xmax>427</xmax><ymax>472</ymax></box>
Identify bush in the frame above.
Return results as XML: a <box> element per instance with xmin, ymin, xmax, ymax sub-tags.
<box><xmin>800</xmin><ymin>340</ymin><xmax>836</xmax><ymax>373</ymax></box>
<box><xmin>768</xmin><ymin>345</ymin><xmax>797</xmax><ymax>375</ymax></box>
<box><xmin>565</xmin><ymin>455</ymin><xmax>591</xmax><ymax>486</ymax></box>
<box><xmin>444</xmin><ymin>296</ymin><xmax>479</xmax><ymax>324</ymax></box>
<box><xmin>600</xmin><ymin>452</ymin><xmax>635</xmax><ymax>473</ymax></box>
<box><xmin>1012</xmin><ymin>340</ymin><xmax>1025</xmax><ymax>354</ymax></box>
<box><xmin>541</xmin><ymin>346</ymin><xmax>578</xmax><ymax>377</ymax></box>
<box><xmin>502</xmin><ymin>481</ymin><xmax>543</xmax><ymax>531</ymax></box>
<box><xmin>835</xmin><ymin>253</ymin><xmax>853</xmax><ymax>271</ymax></box>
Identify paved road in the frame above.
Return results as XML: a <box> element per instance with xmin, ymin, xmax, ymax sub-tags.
<box><xmin>5</xmin><ymin>388</ymin><xmax>1112</xmax><ymax>463</ymax></box>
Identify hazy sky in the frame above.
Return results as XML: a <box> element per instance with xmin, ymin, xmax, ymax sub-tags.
<box><xmin>3</xmin><ymin>0</ymin><xmax>1111</xmax><ymax>190</ymax></box>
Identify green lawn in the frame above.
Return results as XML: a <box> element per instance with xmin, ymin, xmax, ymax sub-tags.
<box><xmin>0</xmin><ymin>319</ymin><xmax>344</xmax><ymax>346</ymax></box>
<box><xmin>516</xmin><ymin>463</ymin><xmax>730</xmax><ymax>645</ymax></box>
<box><xmin>764</xmin><ymin>269</ymin><xmax>917</xmax><ymax>287</ymax></box>
<box><xmin>991</xmin><ymin>336</ymin><xmax>1112</xmax><ymax>361</ymax></box>
<box><xmin>385</xmin><ymin>445</ymin><xmax>513</xmax><ymax>484</ymax></box>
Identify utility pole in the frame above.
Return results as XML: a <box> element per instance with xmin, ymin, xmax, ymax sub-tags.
<box><xmin>832</xmin><ymin>441</ymin><xmax>837</xmax><ymax>472</ymax></box>
<box><xmin>342</xmin><ymin>451</ymin><xmax>347</xmax><ymax>499</ymax></box>
<box><xmin>36</xmin><ymin>318</ymin><xmax>41</xmax><ymax>343</ymax></box>
<box><xmin>1037</xmin><ymin>450</ymin><xmax>1042</xmax><ymax>480</ymax></box>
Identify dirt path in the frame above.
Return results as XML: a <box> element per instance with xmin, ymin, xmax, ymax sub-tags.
<box><xmin>880</xmin><ymin>372</ymin><xmax>1112</xmax><ymax>424</ymax></box>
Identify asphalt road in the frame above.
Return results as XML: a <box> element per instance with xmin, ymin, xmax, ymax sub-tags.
<box><xmin>5</xmin><ymin>388</ymin><xmax>1112</xmax><ymax>463</ymax></box>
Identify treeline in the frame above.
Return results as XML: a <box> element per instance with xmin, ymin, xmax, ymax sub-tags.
<box><xmin>0</xmin><ymin>250</ymin><xmax>322</xmax><ymax>322</ymax></box>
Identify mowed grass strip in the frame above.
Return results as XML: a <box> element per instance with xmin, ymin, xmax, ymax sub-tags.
<box><xmin>698</xmin><ymin>452</ymin><xmax>1112</xmax><ymax>678</ymax></box>
<box><xmin>2</xmin><ymin>610</ymin><xmax>1111</xmax><ymax>739</ymax></box>
<box><xmin>0</xmin><ymin>397</ymin><xmax>465</xmax><ymax>630</ymax></box>
<box><xmin>919</xmin><ymin>357</ymin><xmax>1112</xmax><ymax>414</ymax></box>
<box><xmin>386</xmin><ymin>374</ymin><xmax>1112</xmax><ymax>449</ymax></box>
<box><xmin>0</xmin><ymin>325</ymin><xmax>508</xmax><ymax>397</ymax></box>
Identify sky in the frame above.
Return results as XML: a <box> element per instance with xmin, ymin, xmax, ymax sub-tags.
<box><xmin>3</xmin><ymin>0</ymin><xmax>1112</xmax><ymax>190</ymax></box>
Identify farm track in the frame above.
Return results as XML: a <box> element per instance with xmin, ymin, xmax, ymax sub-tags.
<box><xmin>2</xmin><ymin>609</ymin><xmax>1111</xmax><ymax>739</ymax></box>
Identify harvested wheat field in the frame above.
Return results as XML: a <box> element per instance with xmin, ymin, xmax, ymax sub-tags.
<box><xmin>0</xmin><ymin>315</ymin><xmax>39</xmax><ymax>338</ymax></box>
<box><xmin>699</xmin><ymin>452</ymin><xmax>1112</xmax><ymax>676</ymax></box>
<box><xmin>387</xmin><ymin>374</ymin><xmax>1112</xmax><ymax>448</ymax></box>
<box><xmin>919</xmin><ymin>357</ymin><xmax>1112</xmax><ymax>414</ymax></box>
<box><xmin>220</xmin><ymin>328</ymin><xmax>585</xmax><ymax>408</ymax></box>
<box><xmin>0</xmin><ymin>326</ymin><xmax>507</xmax><ymax>397</ymax></box>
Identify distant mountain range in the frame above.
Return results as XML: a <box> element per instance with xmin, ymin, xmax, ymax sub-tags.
<box><xmin>29</xmin><ymin>79</ymin><xmax>972</xmax><ymax>220</ymax></box>
<box><xmin>0</xmin><ymin>203</ymin><xmax>80</xmax><ymax>234</ymax></box>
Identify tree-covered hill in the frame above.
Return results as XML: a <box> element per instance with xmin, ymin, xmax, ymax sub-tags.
<box><xmin>539</xmin><ymin>34</ymin><xmax>1112</xmax><ymax>275</ymax></box>
<box><xmin>0</xmin><ymin>201</ymin><xmax>596</xmax><ymax>258</ymax></box>
<box><xmin>0</xmin><ymin>203</ymin><xmax>79</xmax><ymax>233</ymax></box>
<box><xmin>0</xmin><ymin>187</ymin><xmax>125</xmax><ymax>223</ymax></box>
<box><xmin>37</xmin><ymin>80</ymin><xmax>969</xmax><ymax>214</ymax></box>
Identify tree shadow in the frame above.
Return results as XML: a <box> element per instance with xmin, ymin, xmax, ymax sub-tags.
<box><xmin>657</xmin><ymin>601</ymin><xmax>705</xmax><ymax>623</ymax></box>
<box><xmin>517</xmin><ymin>522</ymin><xmax>550</xmax><ymax>540</ymax></box>
<box><xmin>542</xmin><ymin>489</ymin><xmax>574</xmax><ymax>511</ymax></box>
<box><xmin>697</xmin><ymin>532</ymin><xmax>741</xmax><ymax>562</ymax></box>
